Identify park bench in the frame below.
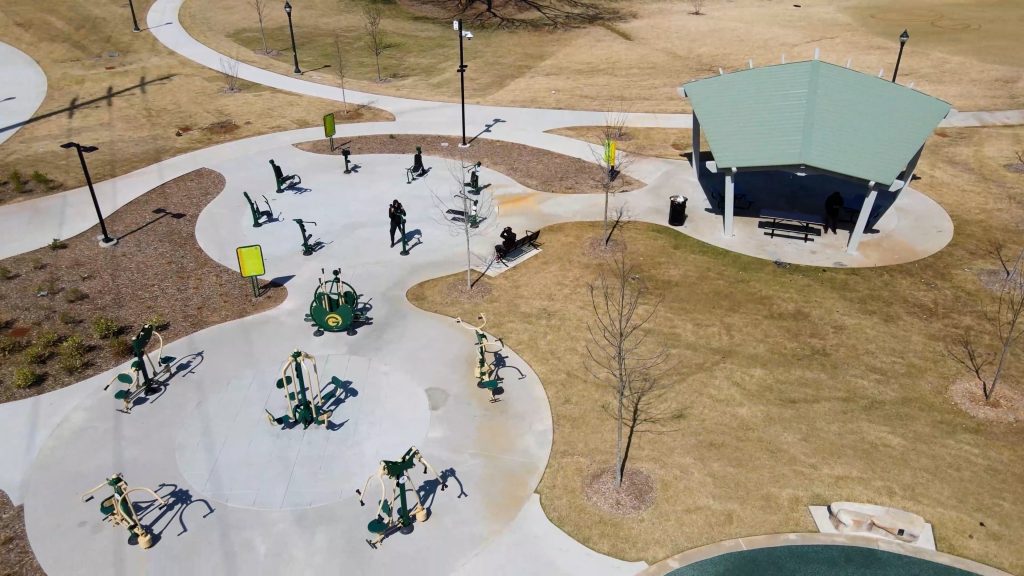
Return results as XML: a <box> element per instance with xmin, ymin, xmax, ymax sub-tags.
<box><xmin>495</xmin><ymin>229</ymin><xmax>541</xmax><ymax>263</ymax></box>
<box><xmin>759</xmin><ymin>209</ymin><xmax>823</xmax><ymax>242</ymax></box>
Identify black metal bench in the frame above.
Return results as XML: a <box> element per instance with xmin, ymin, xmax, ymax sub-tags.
<box><xmin>495</xmin><ymin>229</ymin><xmax>541</xmax><ymax>263</ymax></box>
<box><xmin>759</xmin><ymin>209</ymin><xmax>824</xmax><ymax>242</ymax></box>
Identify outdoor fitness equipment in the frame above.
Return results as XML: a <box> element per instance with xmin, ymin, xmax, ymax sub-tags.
<box><xmin>356</xmin><ymin>446</ymin><xmax>446</xmax><ymax>549</ymax></box>
<box><xmin>243</xmin><ymin>191</ymin><xmax>274</xmax><ymax>227</ymax></box>
<box><xmin>104</xmin><ymin>324</ymin><xmax>174</xmax><ymax>413</ymax></box>
<box><xmin>455</xmin><ymin>314</ymin><xmax>505</xmax><ymax>402</ymax></box>
<box><xmin>342</xmin><ymin>147</ymin><xmax>352</xmax><ymax>174</ymax></box>
<box><xmin>264</xmin><ymin>349</ymin><xmax>339</xmax><ymax>429</ymax></box>
<box><xmin>81</xmin><ymin>473</ymin><xmax>166</xmax><ymax>549</ymax></box>
<box><xmin>308</xmin><ymin>268</ymin><xmax>367</xmax><ymax>333</ymax></box>
<box><xmin>293</xmin><ymin>218</ymin><xmax>318</xmax><ymax>255</ymax></box>
<box><xmin>467</xmin><ymin>161</ymin><xmax>481</xmax><ymax>193</ymax></box>
<box><xmin>270</xmin><ymin>158</ymin><xmax>301</xmax><ymax>193</ymax></box>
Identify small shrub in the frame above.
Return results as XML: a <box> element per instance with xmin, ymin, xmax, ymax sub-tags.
<box><xmin>34</xmin><ymin>331</ymin><xmax>61</xmax><ymax>348</ymax></box>
<box><xmin>22</xmin><ymin>344</ymin><xmax>51</xmax><ymax>365</ymax></box>
<box><xmin>30</xmin><ymin>258</ymin><xmax>46</xmax><ymax>270</ymax></box>
<box><xmin>30</xmin><ymin>171</ymin><xmax>58</xmax><ymax>190</ymax></box>
<box><xmin>108</xmin><ymin>336</ymin><xmax>133</xmax><ymax>359</ymax></box>
<box><xmin>13</xmin><ymin>367</ymin><xmax>43</xmax><ymax>389</ymax></box>
<box><xmin>92</xmin><ymin>316</ymin><xmax>121</xmax><ymax>339</ymax></box>
<box><xmin>58</xmin><ymin>336</ymin><xmax>88</xmax><ymax>374</ymax></box>
<box><xmin>0</xmin><ymin>336</ymin><xmax>27</xmax><ymax>356</ymax></box>
<box><xmin>9</xmin><ymin>170</ymin><xmax>25</xmax><ymax>194</ymax></box>
<box><xmin>0</xmin><ymin>266</ymin><xmax>15</xmax><ymax>280</ymax></box>
<box><xmin>48</xmin><ymin>238</ymin><xmax>68</xmax><ymax>251</ymax></box>
<box><xmin>58</xmin><ymin>311</ymin><xmax>80</xmax><ymax>325</ymax></box>
<box><xmin>147</xmin><ymin>314</ymin><xmax>168</xmax><ymax>330</ymax></box>
<box><xmin>64</xmin><ymin>287</ymin><xmax>89</xmax><ymax>303</ymax></box>
<box><xmin>33</xmin><ymin>276</ymin><xmax>57</xmax><ymax>295</ymax></box>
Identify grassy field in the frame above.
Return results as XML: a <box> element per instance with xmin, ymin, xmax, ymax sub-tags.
<box><xmin>548</xmin><ymin>126</ymin><xmax>705</xmax><ymax>160</ymax></box>
<box><xmin>408</xmin><ymin>127</ymin><xmax>1024</xmax><ymax>574</ymax></box>
<box><xmin>181</xmin><ymin>0</ymin><xmax>1024</xmax><ymax>112</ymax></box>
<box><xmin>0</xmin><ymin>0</ymin><xmax>391</xmax><ymax>204</ymax></box>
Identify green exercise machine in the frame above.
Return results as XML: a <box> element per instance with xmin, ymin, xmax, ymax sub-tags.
<box><xmin>243</xmin><ymin>191</ymin><xmax>274</xmax><ymax>227</ymax></box>
<box><xmin>264</xmin><ymin>349</ymin><xmax>344</xmax><ymax>429</ymax></box>
<box><xmin>307</xmin><ymin>268</ymin><xmax>367</xmax><ymax>333</ymax></box>
<box><xmin>357</xmin><ymin>446</ymin><xmax>446</xmax><ymax>549</ymax></box>
<box><xmin>81</xmin><ymin>473</ymin><xmax>166</xmax><ymax>549</ymax></box>
<box><xmin>455</xmin><ymin>314</ymin><xmax>505</xmax><ymax>402</ymax></box>
<box><xmin>293</xmin><ymin>218</ymin><xmax>318</xmax><ymax>256</ymax></box>
<box><xmin>104</xmin><ymin>324</ymin><xmax>174</xmax><ymax>413</ymax></box>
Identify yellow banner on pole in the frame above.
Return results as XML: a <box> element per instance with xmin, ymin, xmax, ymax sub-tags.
<box><xmin>236</xmin><ymin>245</ymin><xmax>265</xmax><ymax>278</ymax></box>
<box><xmin>604</xmin><ymin>139</ymin><xmax>617</xmax><ymax>167</ymax></box>
<box><xmin>323</xmin><ymin>113</ymin><xmax>336</xmax><ymax>138</ymax></box>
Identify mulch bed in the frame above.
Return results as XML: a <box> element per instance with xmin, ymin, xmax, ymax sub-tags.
<box><xmin>582</xmin><ymin>235</ymin><xmax>627</xmax><ymax>259</ymax></box>
<box><xmin>0</xmin><ymin>168</ymin><xmax>286</xmax><ymax>403</ymax></box>
<box><xmin>948</xmin><ymin>379</ymin><xmax>1024</xmax><ymax>424</ymax></box>
<box><xmin>584</xmin><ymin>465</ymin><xmax>656</xmax><ymax>516</ymax></box>
<box><xmin>0</xmin><ymin>492</ymin><xmax>43</xmax><ymax>576</ymax></box>
<box><xmin>295</xmin><ymin>134</ymin><xmax>643</xmax><ymax>195</ymax></box>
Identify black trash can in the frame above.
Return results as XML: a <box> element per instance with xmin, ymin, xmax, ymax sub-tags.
<box><xmin>669</xmin><ymin>195</ymin><xmax>687</xmax><ymax>226</ymax></box>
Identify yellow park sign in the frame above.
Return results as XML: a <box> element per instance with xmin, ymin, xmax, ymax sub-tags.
<box><xmin>323</xmin><ymin>113</ymin><xmax>336</xmax><ymax>138</ymax></box>
<box><xmin>236</xmin><ymin>244</ymin><xmax>265</xmax><ymax>278</ymax></box>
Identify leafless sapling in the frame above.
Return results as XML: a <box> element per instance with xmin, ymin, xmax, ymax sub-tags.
<box><xmin>251</xmin><ymin>0</ymin><xmax>270</xmax><ymax>54</ymax></box>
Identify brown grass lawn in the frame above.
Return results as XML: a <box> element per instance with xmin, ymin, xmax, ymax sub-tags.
<box><xmin>407</xmin><ymin>126</ymin><xmax>1024</xmax><ymax>573</ymax></box>
<box><xmin>182</xmin><ymin>0</ymin><xmax>1024</xmax><ymax>112</ymax></box>
<box><xmin>548</xmin><ymin>126</ymin><xmax>707</xmax><ymax>161</ymax></box>
<box><xmin>0</xmin><ymin>0</ymin><xmax>391</xmax><ymax>205</ymax></box>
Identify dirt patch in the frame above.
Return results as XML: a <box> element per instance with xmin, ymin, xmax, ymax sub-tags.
<box><xmin>0</xmin><ymin>491</ymin><xmax>43</xmax><ymax>576</ymax></box>
<box><xmin>295</xmin><ymin>134</ymin><xmax>643</xmax><ymax>195</ymax></box>
<box><xmin>441</xmin><ymin>278</ymin><xmax>493</xmax><ymax>305</ymax></box>
<box><xmin>948</xmin><ymin>379</ymin><xmax>1024</xmax><ymax>424</ymax></box>
<box><xmin>1004</xmin><ymin>162</ymin><xmax>1024</xmax><ymax>175</ymax></box>
<box><xmin>0</xmin><ymin>169</ymin><xmax>286</xmax><ymax>403</ymax></box>
<box><xmin>582</xmin><ymin>235</ymin><xmax>626</xmax><ymax>259</ymax></box>
<box><xmin>202</xmin><ymin>119</ymin><xmax>240</xmax><ymax>136</ymax></box>
<box><xmin>977</xmin><ymin>268</ymin><xmax>1017</xmax><ymax>293</ymax></box>
<box><xmin>584</xmin><ymin>465</ymin><xmax>656</xmax><ymax>516</ymax></box>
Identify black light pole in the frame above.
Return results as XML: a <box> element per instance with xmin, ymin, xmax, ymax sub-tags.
<box><xmin>61</xmin><ymin>142</ymin><xmax>116</xmax><ymax>246</ymax></box>
<box><xmin>892</xmin><ymin>29</ymin><xmax>909</xmax><ymax>83</ymax></box>
<box><xmin>456</xmin><ymin>19</ymin><xmax>468</xmax><ymax>147</ymax></box>
<box><xmin>127</xmin><ymin>0</ymin><xmax>141</xmax><ymax>32</ymax></box>
<box><xmin>285</xmin><ymin>1</ymin><xmax>300</xmax><ymax>74</ymax></box>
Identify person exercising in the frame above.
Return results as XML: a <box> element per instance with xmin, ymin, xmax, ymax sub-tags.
<box><xmin>389</xmin><ymin>200</ymin><xmax>407</xmax><ymax>247</ymax></box>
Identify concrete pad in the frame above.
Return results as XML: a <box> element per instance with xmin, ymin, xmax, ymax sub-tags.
<box><xmin>0</xmin><ymin>40</ymin><xmax>47</xmax><ymax>146</ymax></box>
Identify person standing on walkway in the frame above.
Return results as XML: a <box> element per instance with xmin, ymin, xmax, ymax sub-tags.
<box><xmin>824</xmin><ymin>190</ymin><xmax>844</xmax><ymax>234</ymax></box>
<box><xmin>389</xmin><ymin>199</ymin><xmax>407</xmax><ymax>247</ymax></box>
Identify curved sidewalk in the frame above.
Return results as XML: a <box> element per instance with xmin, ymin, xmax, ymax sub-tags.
<box><xmin>0</xmin><ymin>40</ymin><xmax>47</xmax><ymax>146</ymax></box>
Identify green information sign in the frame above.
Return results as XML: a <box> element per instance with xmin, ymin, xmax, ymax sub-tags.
<box><xmin>323</xmin><ymin>113</ymin><xmax>336</xmax><ymax>138</ymax></box>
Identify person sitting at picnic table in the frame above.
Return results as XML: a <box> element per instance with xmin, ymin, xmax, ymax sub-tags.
<box><xmin>824</xmin><ymin>191</ymin><xmax>844</xmax><ymax>234</ymax></box>
<box><xmin>495</xmin><ymin>226</ymin><xmax>517</xmax><ymax>258</ymax></box>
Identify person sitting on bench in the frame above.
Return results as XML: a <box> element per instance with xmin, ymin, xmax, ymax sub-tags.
<box><xmin>495</xmin><ymin>227</ymin><xmax>517</xmax><ymax>260</ymax></box>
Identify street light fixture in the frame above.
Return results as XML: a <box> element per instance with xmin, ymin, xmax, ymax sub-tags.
<box><xmin>284</xmin><ymin>1</ymin><xmax>300</xmax><ymax>74</ymax></box>
<box><xmin>61</xmin><ymin>142</ymin><xmax>117</xmax><ymax>247</ymax></box>
<box><xmin>454</xmin><ymin>19</ymin><xmax>473</xmax><ymax>147</ymax></box>
<box><xmin>127</xmin><ymin>0</ymin><xmax>141</xmax><ymax>32</ymax></box>
<box><xmin>891</xmin><ymin>29</ymin><xmax>909</xmax><ymax>83</ymax></box>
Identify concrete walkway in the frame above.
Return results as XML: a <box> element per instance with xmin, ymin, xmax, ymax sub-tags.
<box><xmin>0</xmin><ymin>40</ymin><xmax>47</xmax><ymax>146</ymax></box>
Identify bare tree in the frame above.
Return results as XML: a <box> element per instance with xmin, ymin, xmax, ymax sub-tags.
<box><xmin>252</xmin><ymin>0</ymin><xmax>270</xmax><ymax>54</ymax></box>
<box><xmin>333</xmin><ymin>34</ymin><xmax>348</xmax><ymax>108</ymax></box>
<box><xmin>219</xmin><ymin>57</ymin><xmax>241</xmax><ymax>93</ymax></box>
<box><xmin>586</xmin><ymin>256</ymin><xmax>668</xmax><ymax>486</ymax></box>
<box><xmin>590</xmin><ymin>142</ymin><xmax>633</xmax><ymax>245</ymax></box>
<box><xmin>362</xmin><ymin>5</ymin><xmax>393</xmax><ymax>82</ymax></box>
<box><xmin>688</xmin><ymin>0</ymin><xmax>706</xmax><ymax>15</ymax></box>
<box><xmin>423</xmin><ymin>0</ymin><xmax>617</xmax><ymax>28</ymax></box>
<box><xmin>619</xmin><ymin>372</ymin><xmax>682</xmax><ymax>480</ymax></box>
<box><xmin>948</xmin><ymin>247</ymin><xmax>1024</xmax><ymax>401</ymax></box>
<box><xmin>431</xmin><ymin>156</ymin><xmax>499</xmax><ymax>289</ymax></box>
<box><xmin>992</xmin><ymin>241</ymin><xmax>1013</xmax><ymax>279</ymax></box>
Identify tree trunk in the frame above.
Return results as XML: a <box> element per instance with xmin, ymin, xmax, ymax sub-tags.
<box><xmin>619</xmin><ymin>401</ymin><xmax>640</xmax><ymax>481</ymax></box>
<box><xmin>258</xmin><ymin>19</ymin><xmax>268</xmax><ymax>54</ymax></box>
<box><xmin>464</xmin><ymin>194</ymin><xmax>473</xmax><ymax>289</ymax></box>
<box><xmin>375</xmin><ymin>54</ymin><xmax>382</xmax><ymax>82</ymax></box>
<box><xmin>603</xmin><ymin>189</ymin><xmax>609</xmax><ymax>240</ymax></box>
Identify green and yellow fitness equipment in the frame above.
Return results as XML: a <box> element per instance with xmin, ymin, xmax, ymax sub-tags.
<box><xmin>293</xmin><ymin>218</ymin><xmax>318</xmax><ymax>256</ymax></box>
<box><xmin>356</xmin><ymin>446</ymin><xmax>446</xmax><ymax>549</ymax></box>
<box><xmin>264</xmin><ymin>349</ymin><xmax>340</xmax><ymax>429</ymax></box>
<box><xmin>243</xmin><ymin>191</ymin><xmax>274</xmax><ymax>227</ymax></box>
<box><xmin>104</xmin><ymin>324</ymin><xmax>174</xmax><ymax>413</ymax></box>
<box><xmin>81</xmin><ymin>473</ymin><xmax>166</xmax><ymax>549</ymax></box>
<box><xmin>455</xmin><ymin>313</ymin><xmax>505</xmax><ymax>402</ymax></box>
<box><xmin>307</xmin><ymin>268</ymin><xmax>367</xmax><ymax>333</ymax></box>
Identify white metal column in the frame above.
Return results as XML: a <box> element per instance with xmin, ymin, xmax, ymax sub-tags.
<box><xmin>847</xmin><ymin>181</ymin><xmax>877</xmax><ymax>253</ymax></box>
<box><xmin>724</xmin><ymin>168</ymin><xmax>736</xmax><ymax>237</ymax></box>
<box><xmin>692</xmin><ymin>114</ymin><xmax>701</xmax><ymax>179</ymax></box>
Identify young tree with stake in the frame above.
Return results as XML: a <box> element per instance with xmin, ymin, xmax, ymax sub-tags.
<box><xmin>363</xmin><ymin>5</ymin><xmax>393</xmax><ymax>82</ymax></box>
<box><xmin>431</xmin><ymin>157</ymin><xmax>498</xmax><ymax>289</ymax></box>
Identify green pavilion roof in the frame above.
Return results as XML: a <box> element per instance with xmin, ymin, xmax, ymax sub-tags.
<box><xmin>681</xmin><ymin>60</ymin><xmax>951</xmax><ymax>186</ymax></box>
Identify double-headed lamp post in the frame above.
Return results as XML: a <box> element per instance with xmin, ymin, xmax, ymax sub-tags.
<box><xmin>60</xmin><ymin>142</ymin><xmax>117</xmax><ymax>247</ymax></box>
<box><xmin>891</xmin><ymin>29</ymin><xmax>909</xmax><ymax>83</ymax></box>
<box><xmin>285</xmin><ymin>1</ymin><xmax>300</xmax><ymax>74</ymax></box>
<box><xmin>454</xmin><ymin>19</ymin><xmax>473</xmax><ymax>148</ymax></box>
<box><xmin>127</xmin><ymin>0</ymin><xmax>141</xmax><ymax>32</ymax></box>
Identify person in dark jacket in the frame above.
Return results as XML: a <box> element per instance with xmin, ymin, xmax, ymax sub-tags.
<box><xmin>824</xmin><ymin>191</ymin><xmax>844</xmax><ymax>234</ymax></box>
<box><xmin>389</xmin><ymin>200</ymin><xmax>407</xmax><ymax>247</ymax></box>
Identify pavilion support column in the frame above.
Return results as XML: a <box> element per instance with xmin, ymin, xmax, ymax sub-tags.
<box><xmin>900</xmin><ymin>144</ymin><xmax>924</xmax><ymax>191</ymax></box>
<box><xmin>847</xmin><ymin>181</ymin><xmax>877</xmax><ymax>254</ymax></box>
<box><xmin>723</xmin><ymin>168</ymin><xmax>736</xmax><ymax>237</ymax></box>
<box><xmin>692</xmin><ymin>114</ymin><xmax>701</xmax><ymax>179</ymax></box>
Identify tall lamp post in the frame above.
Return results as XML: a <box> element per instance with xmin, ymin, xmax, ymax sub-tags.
<box><xmin>891</xmin><ymin>29</ymin><xmax>909</xmax><ymax>83</ymax></box>
<box><xmin>285</xmin><ymin>1</ymin><xmax>300</xmax><ymax>74</ymax></box>
<box><xmin>127</xmin><ymin>0</ymin><xmax>141</xmax><ymax>32</ymax></box>
<box><xmin>454</xmin><ymin>19</ymin><xmax>473</xmax><ymax>148</ymax></box>
<box><xmin>60</xmin><ymin>142</ymin><xmax>117</xmax><ymax>247</ymax></box>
